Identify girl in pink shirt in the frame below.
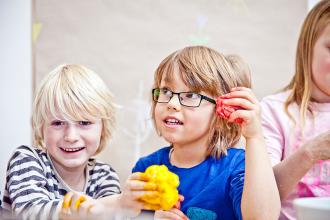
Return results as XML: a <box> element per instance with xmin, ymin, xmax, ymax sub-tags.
<box><xmin>261</xmin><ymin>1</ymin><xmax>330</xmax><ymax>219</ymax></box>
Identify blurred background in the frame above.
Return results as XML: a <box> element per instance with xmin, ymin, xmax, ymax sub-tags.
<box><xmin>0</xmin><ymin>0</ymin><xmax>320</xmax><ymax>191</ymax></box>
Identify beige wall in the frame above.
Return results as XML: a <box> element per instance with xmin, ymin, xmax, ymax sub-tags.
<box><xmin>34</xmin><ymin>0</ymin><xmax>307</xmax><ymax>184</ymax></box>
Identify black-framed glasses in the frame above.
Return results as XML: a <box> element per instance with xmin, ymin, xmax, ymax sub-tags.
<box><xmin>152</xmin><ymin>88</ymin><xmax>216</xmax><ymax>107</ymax></box>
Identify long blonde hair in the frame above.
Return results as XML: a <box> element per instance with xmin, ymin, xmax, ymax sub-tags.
<box><xmin>32</xmin><ymin>64</ymin><xmax>116</xmax><ymax>154</ymax></box>
<box><xmin>283</xmin><ymin>0</ymin><xmax>330</xmax><ymax>124</ymax></box>
<box><xmin>151</xmin><ymin>46</ymin><xmax>251</xmax><ymax>158</ymax></box>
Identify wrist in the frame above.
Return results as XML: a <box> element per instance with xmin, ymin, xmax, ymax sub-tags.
<box><xmin>301</xmin><ymin>145</ymin><xmax>317</xmax><ymax>167</ymax></box>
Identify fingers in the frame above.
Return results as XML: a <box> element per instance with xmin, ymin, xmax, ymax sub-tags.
<box><xmin>126</xmin><ymin>172</ymin><xmax>157</xmax><ymax>191</ymax></box>
<box><xmin>74</xmin><ymin>195</ymin><xmax>87</xmax><ymax>210</ymax></box>
<box><xmin>62</xmin><ymin>192</ymin><xmax>74</xmax><ymax>210</ymax></box>
<box><xmin>227</xmin><ymin>109</ymin><xmax>253</xmax><ymax>124</ymax></box>
<box><xmin>219</xmin><ymin>87</ymin><xmax>260</xmax><ymax>121</ymax></box>
<box><xmin>305</xmin><ymin>130</ymin><xmax>330</xmax><ymax>161</ymax></box>
<box><xmin>134</xmin><ymin>190</ymin><xmax>160</xmax><ymax>200</ymax></box>
<box><xmin>125</xmin><ymin>179</ymin><xmax>157</xmax><ymax>191</ymax></box>
<box><xmin>69</xmin><ymin>193</ymin><xmax>88</xmax><ymax>211</ymax></box>
<box><xmin>129</xmin><ymin>172</ymin><xmax>149</xmax><ymax>181</ymax></box>
<box><xmin>174</xmin><ymin>195</ymin><xmax>184</xmax><ymax>209</ymax></box>
<box><xmin>62</xmin><ymin>192</ymin><xmax>99</xmax><ymax>219</ymax></box>
<box><xmin>143</xmin><ymin>203</ymin><xmax>161</xmax><ymax>210</ymax></box>
<box><xmin>222</xmin><ymin>87</ymin><xmax>259</xmax><ymax>107</ymax></box>
<box><xmin>221</xmin><ymin>97</ymin><xmax>255</xmax><ymax>111</ymax></box>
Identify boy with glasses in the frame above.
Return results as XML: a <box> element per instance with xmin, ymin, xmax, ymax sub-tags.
<box><xmin>131</xmin><ymin>46</ymin><xmax>280</xmax><ymax>220</ymax></box>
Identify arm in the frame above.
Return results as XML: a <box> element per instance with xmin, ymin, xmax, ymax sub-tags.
<box><xmin>242</xmin><ymin>136</ymin><xmax>280</xmax><ymax>220</ymax></box>
<box><xmin>98</xmin><ymin>172</ymin><xmax>157</xmax><ymax>218</ymax></box>
<box><xmin>260</xmin><ymin>97</ymin><xmax>330</xmax><ymax>200</ymax></box>
<box><xmin>61</xmin><ymin>162</ymin><xmax>123</xmax><ymax>218</ymax></box>
<box><xmin>223</xmin><ymin>87</ymin><xmax>280</xmax><ymax>220</ymax></box>
<box><xmin>273</xmin><ymin>130</ymin><xmax>330</xmax><ymax>200</ymax></box>
<box><xmin>5</xmin><ymin>146</ymin><xmax>62</xmax><ymax>220</ymax></box>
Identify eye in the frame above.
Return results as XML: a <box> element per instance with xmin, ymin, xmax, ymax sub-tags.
<box><xmin>161</xmin><ymin>88</ymin><xmax>172</xmax><ymax>96</ymax></box>
<box><xmin>51</xmin><ymin>120</ymin><xmax>65</xmax><ymax>126</ymax></box>
<box><xmin>183</xmin><ymin>92</ymin><xmax>200</xmax><ymax>99</ymax></box>
<box><xmin>79</xmin><ymin>121</ymin><xmax>92</xmax><ymax>126</ymax></box>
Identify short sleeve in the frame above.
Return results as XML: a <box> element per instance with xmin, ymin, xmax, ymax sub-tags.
<box><xmin>260</xmin><ymin>97</ymin><xmax>285</xmax><ymax>165</ymax></box>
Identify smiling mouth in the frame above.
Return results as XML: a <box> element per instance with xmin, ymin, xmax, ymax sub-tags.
<box><xmin>164</xmin><ymin>118</ymin><xmax>183</xmax><ymax>125</ymax></box>
<box><xmin>60</xmin><ymin>147</ymin><xmax>85</xmax><ymax>153</ymax></box>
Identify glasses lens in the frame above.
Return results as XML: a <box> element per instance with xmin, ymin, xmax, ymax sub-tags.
<box><xmin>153</xmin><ymin>88</ymin><xmax>171</xmax><ymax>103</ymax></box>
<box><xmin>180</xmin><ymin>92</ymin><xmax>201</xmax><ymax>107</ymax></box>
<box><xmin>153</xmin><ymin>88</ymin><xmax>160</xmax><ymax>101</ymax></box>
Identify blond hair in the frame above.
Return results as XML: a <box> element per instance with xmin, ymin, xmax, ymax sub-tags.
<box><xmin>226</xmin><ymin>54</ymin><xmax>252</xmax><ymax>88</ymax></box>
<box><xmin>151</xmin><ymin>46</ymin><xmax>251</xmax><ymax>158</ymax></box>
<box><xmin>283</xmin><ymin>0</ymin><xmax>330</xmax><ymax>124</ymax></box>
<box><xmin>32</xmin><ymin>64</ymin><xmax>116</xmax><ymax>154</ymax></box>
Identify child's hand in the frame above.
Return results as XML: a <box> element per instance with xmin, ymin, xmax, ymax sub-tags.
<box><xmin>216</xmin><ymin>97</ymin><xmax>243</xmax><ymax>124</ymax></box>
<box><xmin>303</xmin><ymin>130</ymin><xmax>330</xmax><ymax>163</ymax></box>
<box><xmin>154</xmin><ymin>208</ymin><xmax>189</xmax><ymax>220</ymax></box>
<box><xmin>61</xmin><ymin>192</ymin><xmax>104</xmax><ymax>219</ymax></box>
<box><xmin>217</xmin><ymin>87</ymin><xmax>262</xmax><ymax>139</ymax></box>
<box><xmin>119</xmin><ymin>172</ymin><xmax>159</xmax><ymax>216</ymax></box>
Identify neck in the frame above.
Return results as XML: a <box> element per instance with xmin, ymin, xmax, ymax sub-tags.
<box><xmin>50</xmin><ymin>157</ymin><xmax>87</xmax><ymax>192</ymax></box>
<box><xmin>170</xmin><ymin>144</ymin><xmax>208</xmax><ymax>168</ymax></box>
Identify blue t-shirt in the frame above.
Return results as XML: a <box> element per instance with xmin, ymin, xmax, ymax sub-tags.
<box><xmin>132</xmin><ymin>147</ymin><xmax>245</xmax><ymax>220</ymax></box>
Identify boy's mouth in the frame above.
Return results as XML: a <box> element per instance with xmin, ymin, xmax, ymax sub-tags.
<box><xmin>164</xmin><ymin>118</ymin><xmax>183</xmax><ymax>125</ymax></box>
<box><xmin>60</xmin><ymin>147</ymin><xmax>85</xmax><ymax>153</ymax></box>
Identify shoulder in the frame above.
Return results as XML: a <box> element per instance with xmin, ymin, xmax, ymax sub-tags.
<box><xmin>7</xmin><ymin>145</ymin><xmax>47</xmax><ymax>169</ymax></box>
<box><xmin>207</xmin><ymin>148</ymin><xmax>245</xmax><ymax>173</ymax></box>
<box><xmin>222</xmin><ymin>148</ymin><xmax>245</xmax><ymax>167</ymax></box>
<box><xmin>6</xmin><ymin>146</ymin><xmax>50</xmax><ymax>185</ymax></box>
<box><xmin>88</xmin><ymin>159</ymin><xmax>119</xmax><ymax>180</ymax></box>
<box><xmin>260</xmin><ymin>91</ymin><xmax>293</xmax><ymax>123</ymax></box>
<box><xmin>260</xmin><ymin>91</ymin><xmax>289</xmax><ymax>106</ymax></box>
<box><xmin>87</xmin><ymin>159</ymin><xmax>121</xmax><ymax>197</ymax></box>
<box><xmin>10</xmin><ymin>145</ymin><xmax>43</xmax><ymax>157</ymax></box>
<box><xmin>132</xmin><ymin>146</ymin><xmax>171</xmax><ymax>173</ymax></box>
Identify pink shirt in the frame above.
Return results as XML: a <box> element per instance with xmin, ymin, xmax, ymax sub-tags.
<box><xmin>261</xmin><ymin>91</ymin><xmax>330</xmax><ymax>220</ymax></box>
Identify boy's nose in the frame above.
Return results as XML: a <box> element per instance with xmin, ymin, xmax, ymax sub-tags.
<box><xmin>64</xmin><ymin>125</ymin><xmax>79</xmax><ymax>142</ymax></box>
<box><xmin>167</xmin><ymin>94</ymin><xmax>181</xmax><ymax>111</ymax></box>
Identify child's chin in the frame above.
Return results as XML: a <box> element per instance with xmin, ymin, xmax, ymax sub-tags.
<box><xmin>62</xmin><ymin>158</ymin><xmax>88</xmax><ymax>168</ymax></box>
<box><xmin>162</xmin><ymin>136</ymin><xmax>180</xmax><ymax>145</ymax></box>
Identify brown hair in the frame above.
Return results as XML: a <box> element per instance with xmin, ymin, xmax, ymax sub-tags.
<box><xmin>283</xmin><ymin>0</ymin><xmax>330</xmax><ymax>124</ymax></box>
<box><xmin>151</xmin><ymin>46</ymin><xmax>251</xmax><ymax>158</ymax></box>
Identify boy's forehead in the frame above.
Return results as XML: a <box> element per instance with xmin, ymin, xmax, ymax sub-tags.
<box><xmin>160</xmin><ymin>68</ymin><xmax>184</xmax><ymax>84</ymax></box>
<box><xmin>44</xmin><ymin>109</ymin><xmax>90</xmax><ymax>122</ymax></box>
<box><xmin>160</xmin><ymin>74</ymin><xmax>190</xmax><ymax>89</ymax></box>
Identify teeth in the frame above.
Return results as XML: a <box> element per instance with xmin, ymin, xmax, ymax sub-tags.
<box><xmin>62</xmin><ymin>147</ymin><xmax>83</xmax><ymax>152</ymax></box>
<box><xmin>165</xmin><ymin>119</ymin><xmax>182</xmax><ymax>124</ymax></box>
